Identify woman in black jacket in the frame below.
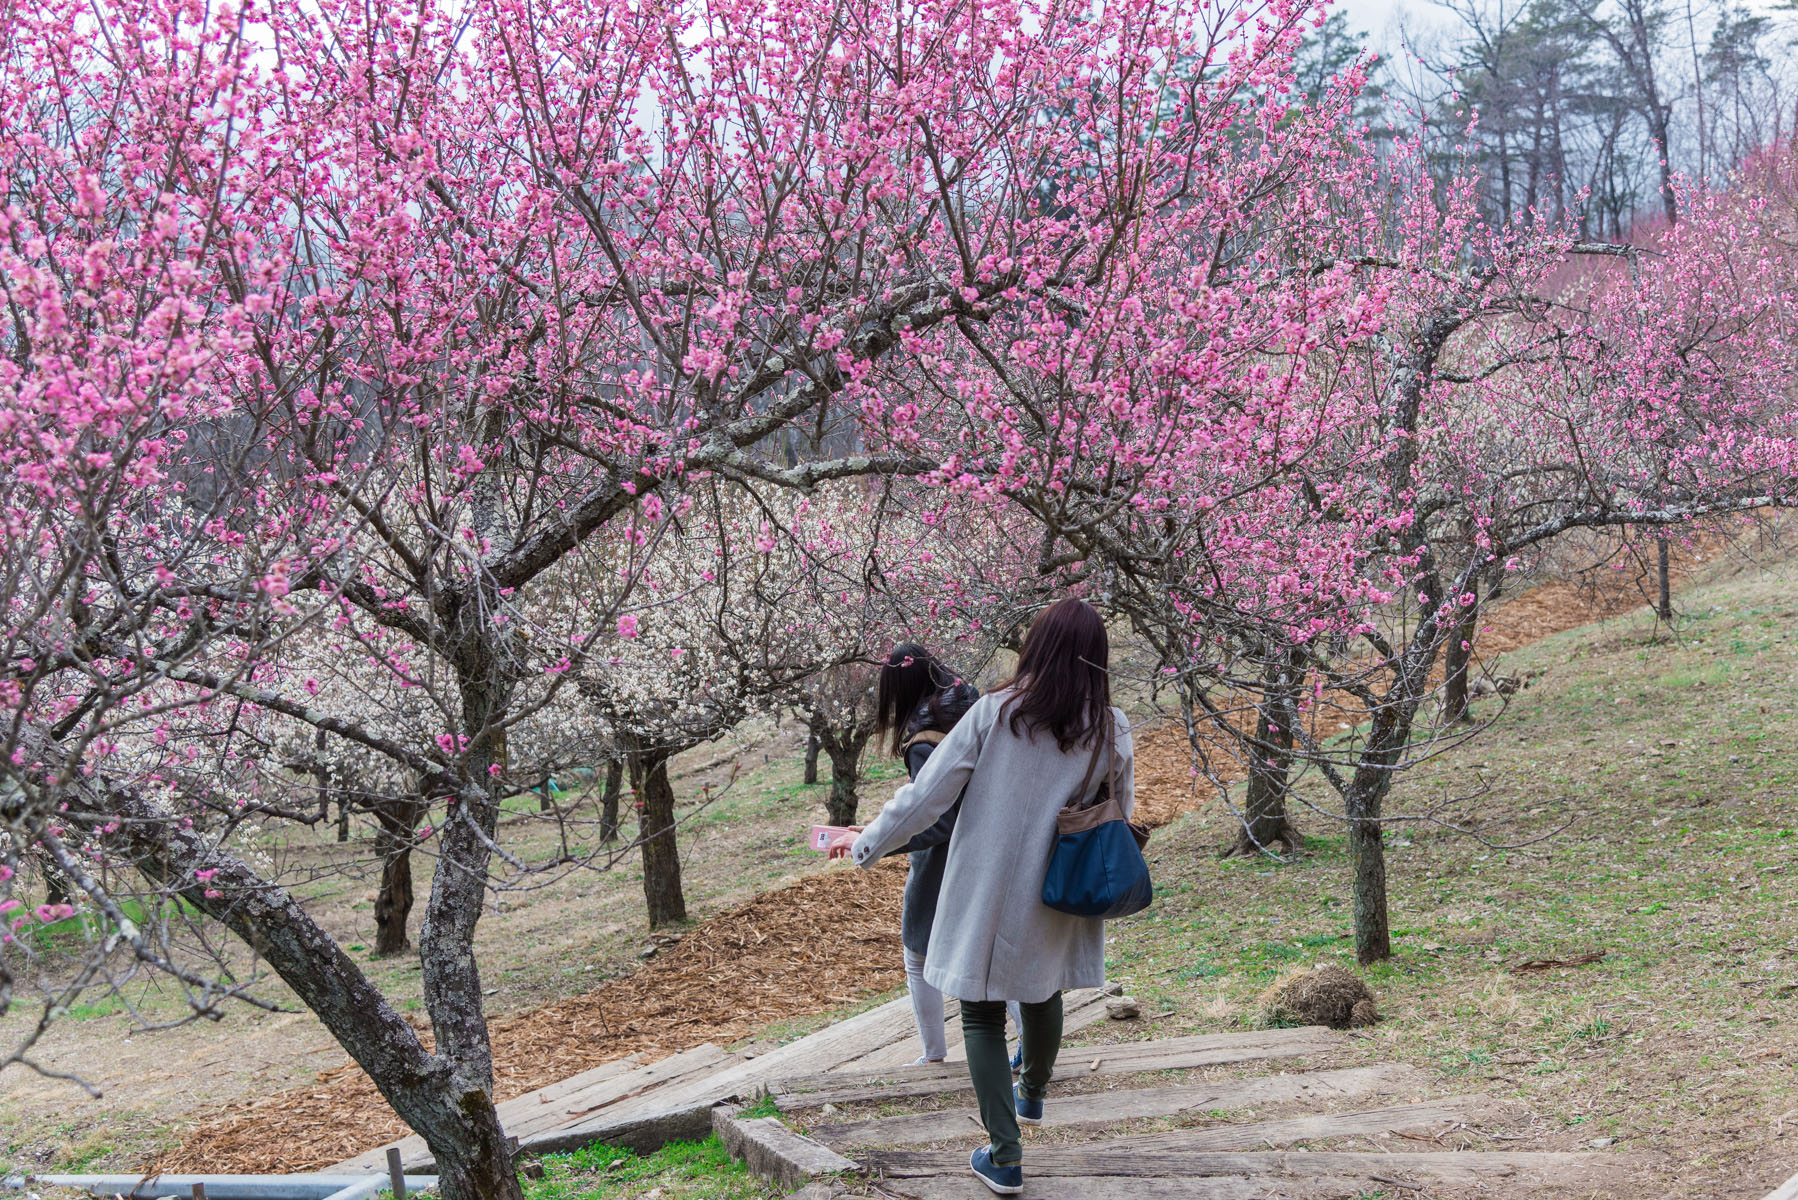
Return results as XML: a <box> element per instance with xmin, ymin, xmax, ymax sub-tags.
<box><xmin>833</xmin><ymin>643</ymin><xmax>1017</xmax><ymax>1063</ymax></box>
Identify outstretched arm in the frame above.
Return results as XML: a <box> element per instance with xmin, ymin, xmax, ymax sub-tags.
<box><xmin>850</xmin><ymin>702</ymin><xmax>985</xmax><ymax>867</ymax></box>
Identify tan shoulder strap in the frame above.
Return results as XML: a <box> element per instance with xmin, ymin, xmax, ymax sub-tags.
<box><xmin>1067</xmin><ymin>710</ymin><xmax>1110</xmax><ymax>811</ymax></box>
<box><xmin>902</xmin><ymin>730</ymin><xmax>947</xmax><ymax>753</ymax></box>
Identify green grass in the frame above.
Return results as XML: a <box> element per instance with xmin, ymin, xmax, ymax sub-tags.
<box><xmin>1105</xmin><ymin>559</ymin><xmax>1798</xmax><ymax>1193</ymax></box>
<box><xmin>521</xmin><ymin>1137</ymin><xmax>779</xmax><ymax>1200</ymax></box>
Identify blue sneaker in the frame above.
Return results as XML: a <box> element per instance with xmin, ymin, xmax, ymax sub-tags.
<box><xmin>970</xmin><ymin>1145</ymin><xmax>1024</xmax><ymax>1195</ymax></box>
<box><xmin>1014</xmin><ymin>1083</ymin><xmax>1043</xmax><ymax>1126</ymax></box>
<box><xmin>1009</xmin><ymin>1046</ymin><xmax>1023</xmax><ymax>1073</ymax></box>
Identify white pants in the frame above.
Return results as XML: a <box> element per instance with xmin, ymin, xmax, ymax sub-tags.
<box><xmin>905</xmin><ymin>946</ymin><xmax>1020</xmax><ymax>1062</ymax></box>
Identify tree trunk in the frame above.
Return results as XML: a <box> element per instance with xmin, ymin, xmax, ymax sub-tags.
<box><xmin>1656</xmin><ymin>535</ymin><xmax>1673</xmax><ymax>622</ymax></box>
<box><xmin>1347</xmin><ymin>798</ymin><xmax>1391</xmax><ymax>965</ymax></box>
<box><xmin>598</xmin><ymin>758</ymin><xmax>623</xmax><ymax>843</ymax></box>
<box><xmin>1442</xmin><ymin>593</ymin><xmax>1480</xmax><ymax>725</ymax></box>
<box><xmin>803</xmin><ymin>731</ymin><xmax>821</xmax><ymax>786</ymax></box>
<box><xmin>1343</xmin><ymin>703</ymin><xmax>1414</xmax><ymax>965</ymax></box>
<box><xmin>38</xmin><ymin>850</ymin><xmax>73</xmax><ymax>906</ymax></box>
<box><xmin>373</xmin><ymin>799</ymin><xmax>425</xmax><ymax>957</ymax></box>
<box><xmin>821</xmin><ymin>731</ymin><xmax>870</xmax><ymax>827</ymax></box>
<box><xmin>337</xmin><ymin>795</ymin><xmax>351</xmax><ymax>843</ymax></box>
<box><xmin>1223</xmin><ymin>649</ymin><xmax>1302</xmax><ymax>859</ymax></box>
<box><xmin>25</xmin><ymin>722</ymin><xmax>524</xmax><ymax>1200</ymax></box>
<box><xmin>413</xmin><ymin>666</ymin><xmax>524</xmax><ymax>1200</ymax></box>
<box><xmin>628</xmin><ymin>747</ymin><xmax>687</xmax><ymax>928</ymax></box>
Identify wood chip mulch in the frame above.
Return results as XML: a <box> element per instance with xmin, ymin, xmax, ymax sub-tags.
<box><xmin>168</xmin><ymin>859</ymin><xmax>908</xmax><ymax>1173</ymax></box>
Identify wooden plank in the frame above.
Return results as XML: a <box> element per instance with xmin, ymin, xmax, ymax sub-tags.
<box><xmin>836</xmin><ymin>997</ymin><xmax>964</xmax><ymax>1073</ymax></box>
<box><xmin>773</xmin><ymin>1026</ymin><xmax>1342</xmax><ymax>1110</ymax></box>
<box><xmin>876</xmin><ymin>1175</ymin><xmax>1349</xmax><ymax>1199</ymax></box>
<box><xmin>1765</xmin><ymin>1171</ymin><xmax>1798</xmax><ymax>1200</ymax></box>
<box><xmin>331</xmin><ymin>1044</ymin><xmax>733</xmax><ymax>1173</ymax></box>
<box><xmin>778</xmin><ymin>996</ymin><xmax>928</xmax><ymax>1077</ymax></box>
<box><xmin>519</xmin><ymin>1053</ymin><xmax>643</xmax><ymax>1106</ymax></box>
<box><xmin>1059</xmin><ymin>988</ymin><xmax>1114</xmax><ymax>1037</ymax></box>
<box><xmin>817</xmin><ymin>1065</ymin><xmax>1423</xmax><ymax>1149</ymax></box>
<box><xmin>1078</xmin><ymin>1096</ymin><xmax>1486</xmax><ymax>1152</ymax></box>
<box><xmin>713</xmin><ymin>1105</ymin><xmax>859</xmax><ymax>1188</ymax></box>
<box><xmin>545</xmin><ymin>1002</ymin><xmax>940</xmax><ymax>1148</ymax></box>
<box><xmin>871</xmin><ymin>1148</ymin><xmax>1629</xmax><ymax>1185</ymax></box>
<box><xmin>837</xmin><ymin>988</ymin><xmax>1111</xmax><ymax>1074</ymax></box>
<box><xmin>502</xmin><ymin>1044</ymin><xmax>736</xmax><ymax>1140</ymax></box>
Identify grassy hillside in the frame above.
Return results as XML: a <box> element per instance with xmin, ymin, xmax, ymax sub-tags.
<box><xmin>1108</xmin><ymin>558</ymin><xmax>1798</xmax><ymax>1197</ymax></box>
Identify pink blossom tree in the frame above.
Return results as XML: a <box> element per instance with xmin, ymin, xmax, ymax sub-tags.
<box><xmin>1</xmin><ymin>0</ymin><xmax>1380</xmax><ymax>1190</ymax></box>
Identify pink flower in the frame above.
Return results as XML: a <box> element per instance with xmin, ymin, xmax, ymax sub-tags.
<box><xmin>617</xmin><ymin>614</ymin><xmax>640</xmax><ymax>639</ymax></box>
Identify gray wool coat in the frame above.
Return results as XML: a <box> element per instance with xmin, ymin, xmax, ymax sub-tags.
<box><xmin>851</xmin><ymin>691</ymin><xmax>1135</xmax><ymax>1003</ymax></box>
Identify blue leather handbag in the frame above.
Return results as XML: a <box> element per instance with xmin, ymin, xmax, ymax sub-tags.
<box><xmin>1041</xmin><ymin>713</ymin><xmax>1153</xmax><ymax>919</ymax></box>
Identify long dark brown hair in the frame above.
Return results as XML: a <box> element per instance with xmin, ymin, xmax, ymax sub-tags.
<box><xmin>999</xmin><ymin>599</ymin><xmax>1111</xmax><ymax>752</ymax></box>
<box><xmin>875</xmin><ymin>642</ymin><xmax>953</xmax><ymax>757</ymax></box>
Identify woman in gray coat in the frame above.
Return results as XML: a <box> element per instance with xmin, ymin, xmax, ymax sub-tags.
<box><xmin>846</xmin><ymin>599</ymin><xmax>1135</xmax><ymax>1195</ymax></box>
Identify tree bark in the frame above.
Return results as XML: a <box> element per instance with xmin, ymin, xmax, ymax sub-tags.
<box><xmin>38</xmin><ymin>850</ymin><xmax>73</xmax><ymax>906</ymax></box>
<box><xmin>25</xmin><ymin>723</ymin><xmax>522</xmax><ymax>1200</ymax></box>
<box><xmin>803</xmin><ymin>730</ymin><xmax>821</xmax><ymax>786</ymax></box>
<box><xmin>373</xmin><ymin>798</ymin><xmax>425</xmax><ymax>957</ymax></box>
<box><xmin>411</xmin><ymin>648</ymin><xmax>523</xmax><ymax>1200</ymax></box>
<box><xmin>598</xmin><ymin>758</ymin><xmax>623</xmax><ymax>843</ymax></box>
<box><xmin>820</xmin><ymin>730</ymin><xmax>871</xmax><ymax>827</ymax></box>
<box><xmin>1223</xmin><ymin>649</ymin><xmax>1303</xmax><ymax>859</ymax></box>
<box><xmin>1442</xmin><ymin>592</ymin><xmax>1480</xmax><ymax>725</ymax></box>
<box><xmin>1656</xmin><ymin>534</ymin><xmax>1673</xmax><ymax>622</ymax></box>
<box><xmin>1347</xmin><ymin>796</ymin><xmax>1391</xmax><ymax>965</ymax></box>
<box><xmin>627</xmin><ymin>747</ymin><xmax>686</xmax><ymax>928</ymax></box>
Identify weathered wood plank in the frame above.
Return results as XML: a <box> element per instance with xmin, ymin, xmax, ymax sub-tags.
<box><xmin>773</xmin><ymin>1026</ymin><xmax>1342</xmax><ymax>1110</ymax></box>
<box><xmin>1076</xmin><ymin>1096</ymin><xmax>1486</xmax><ymax>1152</ymax></box>
<box><xmin>332</xmin><ymin>1044</ymin><xmax>733</xmax><ymax>1173</ymax></box>
<box><xmin>834</xmin><ymin>997</ymin><xmax>963</xmax><ymax>1073</ymax></box>
<box><xmin>519</xmin><ymin>1044</ymin><xmax>732</xmax><ymax>1128</ymax></box>
<box><xmin>517</xmin><ymin>1053</ymin><xmax>644</xmax><ymax>1106</ymax></box>
<box><xmin>874</xmin><ymin>1174</ymin><xmax>1352</xmax><ymax>1199</ymax></box>
<box><xmin>870</xmin><ymin>1147</ymin><xmax>1628</xmax><ymax>1184</ymax></box>
<box><xmin>1766</xmin><ymin>1171</ymin><xmax>1798</xmax><ymax>1200</ymax></box>
<box><xmin>816</xmin><ymin>1065</ymin><xmax>1423</xmax><ymax>1150</ymax></box>
<box><xmin>835</xmin><ymin>988</ymin><xmax>1110</xmax><ymax>1074</ymax></box>
<box><xmin>332</xmin><ymin>996</ymin><xmax>925</xmax><ymax>1172</ymax></box>
<box><xmin>713</xmin><ymin>1105</ymin><xmax>859</xmax><ymax>1188</ymax></box>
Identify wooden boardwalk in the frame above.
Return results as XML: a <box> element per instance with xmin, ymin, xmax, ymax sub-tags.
<box><xmin>332</xmin><ymin>990</ymin><xmax>1114</xmax><ymax>1173</ymax></box>
<box><xmin>333</xmin><ymin>987</ymin><xmax>1629</xmax><ymax>1196</ymax></box>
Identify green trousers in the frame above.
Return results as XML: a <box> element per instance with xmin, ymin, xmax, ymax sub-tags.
<box><xmin>960</xmin><ymin>991</ymin><xmax>1063</xmax><ymax>1165</ymax></box>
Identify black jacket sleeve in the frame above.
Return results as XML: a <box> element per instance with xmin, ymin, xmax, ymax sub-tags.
<box><xmin>881</xmin><ymin>740</ymin><xmax>961</xmax><ymax>856</ymax></box>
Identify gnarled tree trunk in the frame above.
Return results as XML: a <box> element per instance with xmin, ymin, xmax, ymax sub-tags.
<box><xmin>626</xmin><ymin>744</ymin><xmax>686</xmax><ymax>928</ymax></box>
<box><xmin>803</xmin><ymin>730</ymin><xmax>821</xmax><ymax>786</ymax></box>
<box><xmin>1656</xmin><ymin>535</ymin><xmax>1673</xmax><ymax>622</ymax></box>
<box><xmin>27</xmin><ymin>722</ymin><xmax>523</xmax><ymax>1200</ymax></box>
<box><xmin>1442</xmin><ymin>592</ymin><xmax>1480</xmax><ymax>726</ymax></box>
<box><xmin>1223</xmin><ymin>648</ymin><xmax>1303</xmax><ymax>859</ymax></box>
<box><xmin>373</xmin><ymin>797</ymin><xmax>427</xmax><ymax>957</ymax></box>
<box><xmin>819</xmin><ymin>728</ymin><xmax>873</xmax><ymax>827</ymax></box>
<box><xmin>598</xmin><ymin>758</ymin><xmax>624</xmax><ymax>843</ymax></box>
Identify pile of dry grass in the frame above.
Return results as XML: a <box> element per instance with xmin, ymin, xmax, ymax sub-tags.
<box><xmin>170</xmin><ymin>860</ymin><xmax>908</xmax><ymax>1173</ymax></box>
<box><xmin>1259</xmin><ymin>964</ymin><xmax>1379</xmax><ymax>1030</ymax></box>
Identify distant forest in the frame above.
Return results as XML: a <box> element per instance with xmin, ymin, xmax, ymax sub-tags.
<box><xmin>1307</xmin><ymin>0</ymin><xmax>1796</xmax><ymax>235</ymax></box>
